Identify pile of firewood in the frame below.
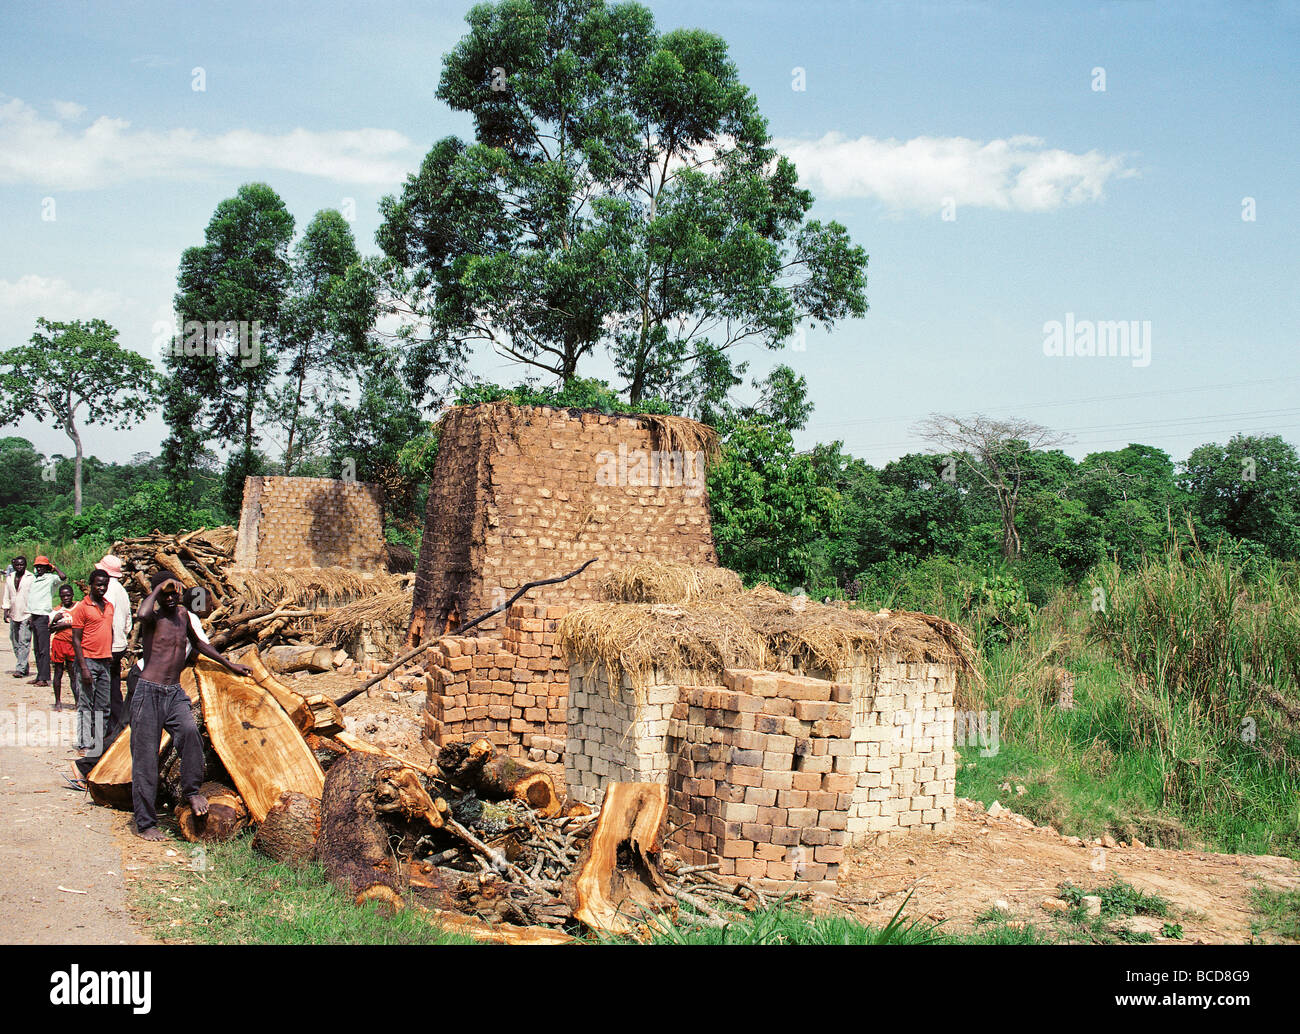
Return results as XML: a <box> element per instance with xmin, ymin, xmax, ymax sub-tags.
<box><xmin>109</xmin><ymin>527</ymin><xmax>237</xmax><ymax>614</ymax></box>
<box><xmin>105</xmin><ymin>527</ymin><xmax>408</xmax><ymax>664</ymax></box>
<box><xmin>86</xmin><ymin>645</ymin><xmax>701</xmax><ymax>941</ymax></box>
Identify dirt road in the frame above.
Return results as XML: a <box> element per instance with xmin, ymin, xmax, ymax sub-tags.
<box><xmin>0</xmin><ymin>633</ymin><xmax>148</xmax><ymax>943</ymax></box>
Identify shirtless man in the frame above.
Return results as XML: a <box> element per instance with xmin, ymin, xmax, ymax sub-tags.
<box><xmin>132</xmin><ymin>571</ymin><xmax>251</xmax><ymax>841</ymax></box>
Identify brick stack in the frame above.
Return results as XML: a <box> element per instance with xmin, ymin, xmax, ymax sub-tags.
<box><xmin>842</xmin><ymin>659</ymin><xmax>958</xmax><ymax>842</ymax></box>
<box><xmin>408</xmin><ymin>405</ymin><xmax>717</xmax><ymax>643</ymax></box>
<box><xmin>564</xmin><ymin>651</ymin><xmax>959</xmax><ymax>853</ymax></box>
<box><xmin>664</xmin><ymin>669</ymin><xmax>858</xmax><ymax>893</ymax></box>
<box><xmin>422</xmin><ymin>602</ymin><xmax>569</xmax><ymax>761</ymax></box>
<box><xmin>233</xmin><ymin>475</ymin><xmax>386</xmax><ymax>570</ymax></box>
<box><xmin>563</xmin><ymin>658</ymin><xmax>678</xmax><ymax>805</ymax></box>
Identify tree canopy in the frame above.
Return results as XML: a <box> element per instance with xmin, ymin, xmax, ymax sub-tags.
<box><xmin>377</xmin><ymin>0</ymin><xmax>868</xmax><ymax>410</ymax></box>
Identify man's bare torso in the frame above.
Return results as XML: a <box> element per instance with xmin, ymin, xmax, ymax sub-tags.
<box><xmin>138</xmin><ymin>605</ymin><xmax>191</xmax><ymax>685</ymax></box>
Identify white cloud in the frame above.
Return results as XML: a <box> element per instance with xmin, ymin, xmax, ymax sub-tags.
<box><xmin>0</xmin><ymin>274</ymin><xmax>134</xmax><ymax>331</ymax></box>
<box><xmin>51</xmin><ymin>100</ymin><xmax>86</xmax><ymax>120</ymax></box>
<box><xmin>0</xmin><ymin>95</ymin><xmax>415</xmax><ymax>190</ymax></box>
<box><xmin>776</xmin><ymin>131</ymin><xmax>1136</xmax><ymax>213</ymax></box>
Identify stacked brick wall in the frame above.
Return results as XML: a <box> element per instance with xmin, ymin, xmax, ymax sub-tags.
<box><xmin>421</xmin><ymin>602</ymin><xmax>569</xmax><ymax>761</ymax></box>
<box><xmin>564</xmin><ymin>651</ymin><xmax>957</xmax><ymax>847</ymax></box>
<box><xmin>408</xmin><ymin>405</ymin><xmax>717</xmax><ymax>643</ymax></box>
<box><xmin>234</xmin><ymin>476</ymin><xmax>386</xmax><ymax>570</ymax></box>
<box><xmin>564</xmin><ymin>658</ymin><xmax>677</xmax><ymax>803</ymax></box>
<box><xmin>664</xmin><ymin>670</ymin><xmax>857</xmax><ymax>893</ymax></box>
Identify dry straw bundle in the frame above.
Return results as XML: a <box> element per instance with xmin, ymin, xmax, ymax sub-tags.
<box><xmin>562</xmin><ymin>564</ymin><xmax>981</xmax><ymax>695</ymax></box>
<box><xmin>598</xmin><ymin>560</ymin><xmax>742</xmax><ymax>604</ymax></box>
<box><xmin>224</xmin><ymin>567</ymin><xmax>402</xmax><ymax>609</ymax></box>
<box><xmin>314</xmin><ymin>588</ymin><xmax>413</xmax><ymax>645</ymax></box>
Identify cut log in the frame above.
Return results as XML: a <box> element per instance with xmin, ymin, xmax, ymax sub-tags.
<box><xmin>418</xmin><ymin>906</ymin><xmax>574</xmax><ymax>945</ymax></box>
<box><xmin>152</xmin><ymin>551</ymin><xmax>198</xmax><ymax>588</ymax></box>
<box><xmin>264</xmin><ymin>644</ymin><xmax>337</xmax><ymax>674</ymax></box>
<box><xmin>252</xmin><ymin>790</ymin><xmax>321</xmax><ymax>866</ymax></box>
<box><xmin>303</xmin><ymin>694</ymin><xmax>344</xmax><ymax>737</ymax></box>
<box><xmin>334</xmin><ymin>730</ymin><xmax>435</xmax><ymax>776</ymax></box>
<box><xmin>236</xmin><ymin>647</ymin><xmax>311</xmax><ymax>732</ymax></box>
<box><xmin>194</xmin><ymin>656</ymin><xmax>324</xmax><ymax>823</ymax></box>
<box><xmin>86</xmin><ymin>666</ymin><xmax>200</xmax><ymax>809</ymax></box>
<box><xmin>475</xmin><ymin>756</ymin><xmax>562</xmax><ymax>818</ymax></box>
<box><xmin>175</xmin><ymin>781</ymin><xmax>248</xmax><ymax>843</ymax></box>
<box><xmin>317</xmin><ymin>752</ymin><xmax>444</xmax><ymax>900</ymax></box>
<box><xmin>567</xmin><ymin>782</ymin><xmax>672</xmax><ymax>936</ymax></box>
<box><xmin>436</xmin><ymin>739</ymin><xmax>560</xmax><ymax>817</ymax></box>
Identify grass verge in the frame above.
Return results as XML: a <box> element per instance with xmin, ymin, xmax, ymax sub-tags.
<box><xmin>130</xmin><ymin>836</ymin><xmax>476</xmax><ymax>945</ymax></box>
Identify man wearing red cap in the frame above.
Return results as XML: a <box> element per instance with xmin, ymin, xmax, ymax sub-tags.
<box><xmin>27</xmin><ymin>556</ymin><xmax>66</xmax><ymax>688</ymax></box>
<box><xmin>96</xmin><ymin>554</ymin><xmax>133</xmax><ymax>737</ymax></box>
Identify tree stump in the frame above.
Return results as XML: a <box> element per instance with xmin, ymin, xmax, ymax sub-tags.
<box><xmin>175</xmin><ymin>781</ymin><xmax>249</xmax><ymax>843</ymax></box>
<box><xmin>252</xmin><ymin>791</ymin><xmax>321</xmax><ymax>866</ymax></box>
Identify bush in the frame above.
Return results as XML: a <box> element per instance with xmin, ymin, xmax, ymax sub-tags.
<box><xmin>454</xmin><ymin>377</ymin><xmax>676</xmax><ymax>416</ymax></box>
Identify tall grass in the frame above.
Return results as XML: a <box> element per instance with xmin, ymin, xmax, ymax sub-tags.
<box><xmin>1087</xmin><ymin>542</ymin><xmax>1300</xmax><ymax>851</ymax></box>
<box><xmin>860</xmin><ymin>546</ymin><xmax>1300</xmax><ymax>857</ymax></box>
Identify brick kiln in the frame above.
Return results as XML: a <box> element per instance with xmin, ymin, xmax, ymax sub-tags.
<box><xmin>406</xmin><ymin>403</ymin><xmax>718</xmax><ymax>642</ymax></box>
<box><xmin>420</xmin><ymin>559</ymin><xmax>975</xmax><ymax>894</ymax></box>
<box><xmin>555</xmin><ymin>577</ymin><xmax>976</xmax><ymax>893</ymax></box>
<box><xmin>234</xmin><ymin>475</ymin><xmax>387</xmax><ymax>570</ymax></box>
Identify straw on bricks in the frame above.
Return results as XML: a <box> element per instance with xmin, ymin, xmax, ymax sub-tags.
<box><xmin>422</xmin><ymin>602</ymin><xmax>570</xmax><ymax>760</ymax></box>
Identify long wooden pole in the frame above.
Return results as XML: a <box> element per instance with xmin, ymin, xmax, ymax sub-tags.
<box><xmin>333</xmin><ymin>556</ymin><xmax>598</xmax><ymax>708</ymax></box>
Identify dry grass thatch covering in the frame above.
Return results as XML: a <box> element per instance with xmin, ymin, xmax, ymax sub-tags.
<box><xmin>598</xmin><ymin>560</ymin><xmax>743</xmax><ymax>604</ymax></box>
<box><xmin>225</xmin><ymin>567</ymin><xmax>404</xmax><ymax>609</ymax></box>
<box><xmin>314</xmin><ymin>588</ymin><xmax>413</xmax><ymax>645</ymax></box>
<box><xmin>561</xmin><ymin>573</ymin><xmax>981</xmax><ymax>695</ymax></box>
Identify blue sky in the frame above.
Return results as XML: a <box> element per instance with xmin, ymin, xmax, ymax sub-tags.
<box><xmin>1</xmin><ymin>0</ymin><xmax>1297</xmax><ymax>468</ymax></box>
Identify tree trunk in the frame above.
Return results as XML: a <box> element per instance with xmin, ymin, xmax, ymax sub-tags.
<box><xmin>264</xmin><ymin>644</ymin><xmax>337</xmax><ymax>674</ymax></box>
<box><xmin>436</xmin><ymin>739</ymin><xmax>560</xmax><ymax>817</ymax></box>
<box><xmin>66</xmin><ymin>419</ymin><xmax>84</xmax><ymax>516</ymax></box>
<box><xmin>252</xmin><ymin>790</ymin><xmax>321</xmax><ymax>866</ymax></box>
<box><xmin>565</xmin><ymin>782</ymin><xmax>672</xmax><ymax>936</ymax></box>
<box><xmin>194</xmin><ymin>656</ymin><xmax>324</xmax><ymax>823</ymax></box>
<box><xmin>175</xmin><ymin>781</ymin><xmax>249</xmax><ymax>842</ymax></box>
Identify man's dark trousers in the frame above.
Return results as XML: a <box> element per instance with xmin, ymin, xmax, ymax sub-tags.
<box><xmin>107</xmin><ymin>650</ymin><xmax>127</xmax><ymax>738</ymax></box>
<box><xmin>30</xmin><ymin>614</ymin><xmax>50</xmax><ymax>682</ymax></box>
<box><xmin>130</xmin><ymin>678</ymin><xmax>204</xmax><ymax>833</ymax></box>
<box><xmin>75</xmin><ymin>656</ymin><xmax>111</xmax><ymax>757</ymax></box>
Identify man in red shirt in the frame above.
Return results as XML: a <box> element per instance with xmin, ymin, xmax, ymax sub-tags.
<box><xmin>70</xmin><ymin>569</ymin><xmax>114</xmax><ymax>767</ymax></box>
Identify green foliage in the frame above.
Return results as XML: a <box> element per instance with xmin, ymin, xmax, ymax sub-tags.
<box><xmin>1250</xmin><ymin>886</ymin><xmax>1300</xmax><ymax>941</ymax></box>
<box><xmin>379</xmin><ymin>0</ymin><xmax>867</xmax><ymax>407</ymax></box>
<box><xmin>131</xmin><ymin>838</ymin><xmax>475</xmax><ymax>945</ymax></box>
<box><xmin>453</xmin><ymin>376</ymin><xmax>675</xmax><ymax>415</ymax></box>
<box><xmin>0</xmin><ymin>318</ymin><xmax>160</xmax><ymax>512</ymax></box>
<box><xmin>165</xmin><ymin>182</ymin><xmax>295</xmax><ymax>487</ymax></box>
<box><xmin>1181</xmin><ymin>434</ymin><xmax>1300</xmax><ymax>560</ymax></box>
<box><xmin>707</xmin><ymin>418</ymin><xmax>840</xmax><ymax>590</ymax></box>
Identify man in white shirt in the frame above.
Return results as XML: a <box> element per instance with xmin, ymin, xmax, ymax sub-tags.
<box><xmin>3</xmin><ymin>555</ymin><xmax>33</xmax><ymax>677</ymax></box>
<box><xmin>96</xmin><ymin>555</ymin><xmax>134</xmax><ymax>737</ymax></box>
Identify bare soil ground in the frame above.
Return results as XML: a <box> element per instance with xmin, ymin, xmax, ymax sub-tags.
<box><xmin>834</xmin><ymin>799</ymin><xmax>1300</xmax><ymax>944</ymax></box>
<box><xmin>0</xmin><ymin>635</ymin><xmax>149</xmax><ymax>943</ymax></box>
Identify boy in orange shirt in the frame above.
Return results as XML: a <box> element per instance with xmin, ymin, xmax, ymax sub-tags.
<box><xmin>70</xmin><ymin>569</ymin><xmax>114</xmax><ymax>769</ymax></box>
